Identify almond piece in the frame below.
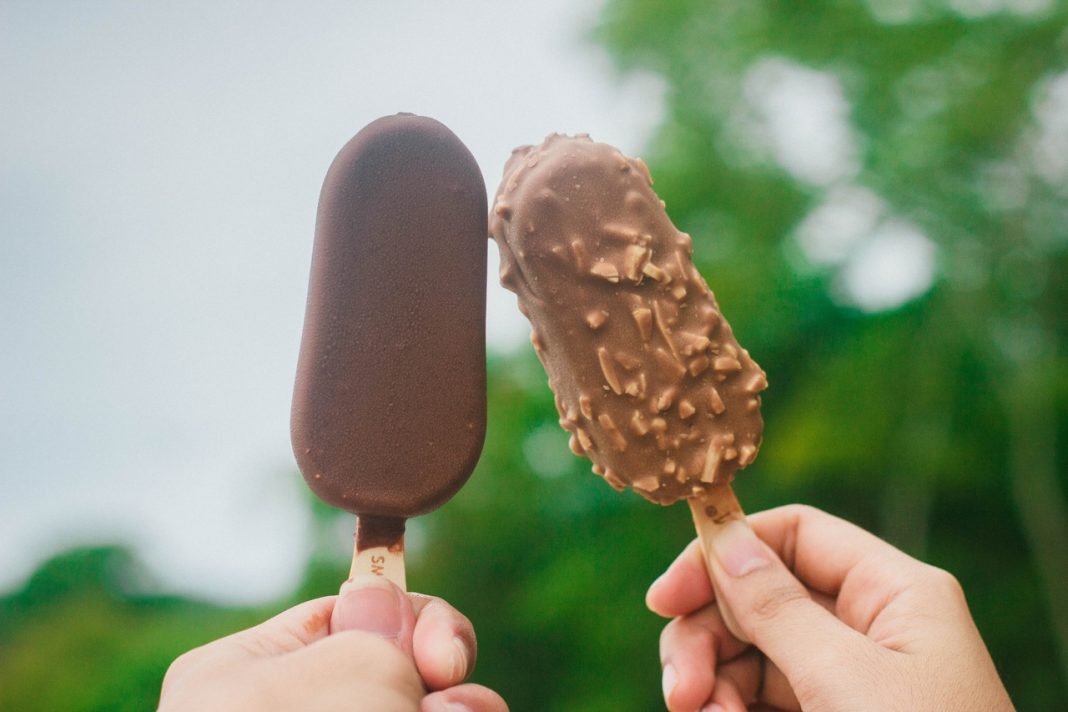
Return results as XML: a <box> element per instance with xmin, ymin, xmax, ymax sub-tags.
<box><xmin>597</xmin><ymin>347</ymin><xmax>623</xmax><ymax>394</ymax></box>
<box><xmin>622</xmin><ymin>244</ymin><xmax>650</xmax><ymax>281</ymax></box>
<box><xmin>642</xmin><ymin>262</ymin><xmax>668</xmax><ymax>282</ymax></box>
<box><xmin>629</xmin><ymin>411</ymin><xmax>650</xmax><ymax>436</ymax></box>
<box><xmin>579</xmin><ymin>394</ymin><xmax>593</xmax><ymax>419</ymax></box>
<box><xmin>597</xmin><ymin>413</ymin><xmax>628</xmax><ymax>451</ymax></box>
<box><xmin>688</xmin><ymin>356</ymin><xmax>710</xmax><ymax>377</ymax></box>
<box><xmin>713</xmin><ymin>356</ymin><xmax>742</xmax><ymax>372</ymax></box>
<box><xmin>652</xmin><ymin>301</ymin><xmax>680</xmax><ymax>360</ymax></box>
<box><xmin>586</xmin><ymin>310</ymin><xmax>608</xmax><ymax>330</ymax></box>
<box><xmin>570</xmin><ymin>239</ymin><xmax>589</xmax><ymax>271</ymax></box>
<box><xmin>632</xmin><ymin>308</ymin><xmax>653</xmax><ymax>341</ymax></box>
<box><xmin>708</xmin><ymin>387</ymin><xmax>726</xmax><ymax>414</ymax></box>
<box><xmin>590</xmin><ymin>261</ymin><xmax>620</xmax><ymax>283</ymax></box>
<box><xmin>602</xmin><ymin>223</ymin><xmax>641</xmax><ymax>242</ymax></box>
<box><xmin>615</xmin><ymin>351</ymin><xmax>642</xmax><ymax>370</ymax></box>
<box><xmin>632</xmin><ymin>475</ymin><xmax>660</xmax><ymax>492</ymax></box>
<box><xmin>744</xmin><ymin>370</ymin><xmax>768</xmax><ymax>393</ymax></box>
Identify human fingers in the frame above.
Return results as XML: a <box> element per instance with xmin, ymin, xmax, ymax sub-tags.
<box><xmin>711</xmin><ymin>652</ymin><xmax>799</xmax><ymax>712</ymax></box>
<box><xmin>161</xmin><ymin>596</ymin><xmax>338</xmax><ymax>698</ymax></box>
<box><xmin>224</xmin><ymin>596</ymin><xmax>339</xmax><ymax>656</ymax></box>
<box><xmin>282</xmin><ymin>630</ymin><xmax>425</xmax><ymax>709</ymax></box>
<box><xmin>746</xmin><ymin>505</ymin><xmax>930</xmax><ymax>632</ymax></box>
<box><xmin>658</xmin><ymin>600</ymin><xmax>811</xmax><ymax>712</ymax></box>
<box><xmin>647</xmin><ymin>505</ymin><xmax>898</xmax><ymax>621</ymax></box>
<box><xmin>705</xmin><ymin>516</ymin><xmax>872</xmax><ymax>690</ymax></box>
<box><xmin>647</xmin><ymin>539</ymin><xmax>714</xmax><ymax>618</ymax></box>
<box><xmin>707</xmin><ymin>651</ymin><xmax>799</xmax><ymax>712</ymax></box>
<box><xmin>706</xmin><ymin>650</ymin><xmax>756</xmax><ymax>712</ymax></box>
<box><xmin>747</xmin><ymin>505</ymin><xmax>922</xmax><ymax>596</ymax></box>
<box><xmin>408</xmin><ymin>595</ymin><xmax>478</xmax><ymax>690</ymax></box>
<box><xmin>422</xmin><ymin>683</ymin><xmax>509</xmax><ymax>712</ymax></box>
<box><xmin>659</xmin><ymin>604</ymin><xmax>747</xmax><ymax>711</ymax></box>
<box><xmin>331</xmin><ymin>576</ymin><xmax>418</xmax><ymax>657</ymax></box>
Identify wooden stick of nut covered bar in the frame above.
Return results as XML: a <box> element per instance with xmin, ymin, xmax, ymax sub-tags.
<box><xmin>489</xmin><ymin>135</ymin><xmax>767</xmax><ymax>641</ymax></box>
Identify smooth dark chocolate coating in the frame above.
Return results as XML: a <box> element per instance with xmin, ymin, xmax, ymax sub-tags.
<box><xmin>490</xmin><ymin>135</ymin><xmax>765</xmax><ymax>505</ymax></box>
<box><xmin>292</xmin><ymin>114</ymin><xmax>487</xmax><ymax>525</ymax></box>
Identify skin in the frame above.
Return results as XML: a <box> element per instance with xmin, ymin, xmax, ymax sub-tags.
<box><xmin>159</xmin><ymin>576</ymin><xmax>507</xmax><ymax>712</ymax></box>
<box><xmin>648</xmin><ymin>505</ymin><xmax>1016</xmax><ymax>712</ymax></box>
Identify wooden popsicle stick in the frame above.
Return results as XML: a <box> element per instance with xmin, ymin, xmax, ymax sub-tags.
<box><xmin>342</xmin><ymin>515</ymin><xmax>407</xmax><ymax>592</ymax></box>
<box><xmin>688</xmin><ymin>483</ymin><xmax>749</xmax><ymax>643</ymax></box>
<box><xmin>348</xmin><ymin>543</ymin><xmax>407</xmax><ymax>591</ymax></box>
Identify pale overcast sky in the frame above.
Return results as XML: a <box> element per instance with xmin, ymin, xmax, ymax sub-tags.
<box><xmin>1</xmin><ymin>0</ymin><xmax>938</xmax><ymax>604</ymax></box>
<box><xmin>0</xmin><ymin>0</ymin><xmax>665</xmax><ymax>602</ymax></box>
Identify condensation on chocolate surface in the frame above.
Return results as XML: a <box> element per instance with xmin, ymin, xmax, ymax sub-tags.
<box><xmin>489</xmin><ymin>134</ymin><xmax>766</xmax><ymax>505</ymax></box>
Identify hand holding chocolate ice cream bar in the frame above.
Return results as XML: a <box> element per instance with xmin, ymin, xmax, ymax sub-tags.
<box><xmin>490</xmin><ymin>134</ymin><xmax>767</xmax><ymax>637</ymax></box>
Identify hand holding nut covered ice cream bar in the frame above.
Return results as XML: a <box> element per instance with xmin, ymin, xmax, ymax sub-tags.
<box><xmin>489</xmin><ymin>133</ymin><xmax>767</xmax><ymax>638</ymax></box>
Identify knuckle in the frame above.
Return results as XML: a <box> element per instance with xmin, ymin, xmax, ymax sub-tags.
<box><xmin>659</xmin><ymin>607</ymin><xmax>722</xmax><ymax>665</ymax></box>
<box><xmin>748</xmin><ymin>583</ymin><xmax>810</xmax><ymax>622</ymax></box>
<box><xmin>418</xmin><ymin>599</ymin><xmax>478</xmax><ymax>675</ymax></box>
<box><xmin>659</xmin><ymin>615</ymin><xmax>705</xmax><ymax>659</ymax></box>
<box><xmin>431</xmin><ymin>598</ymin><xmax>477</xmax><ymax>644</ymax></box>
<box><xmin>160</xmin><ymin>648</ymin><xmax>202</xmax><ymax>693</ymax></box>
<box><xmin>658</xmin><ymin>617</ymin><xmax>679</xmax><ymax>656</ymax></box>
<box><xmin>688</xmin><ymin>603</ymin><xmax>732</xmax><ymax>643</ymax></box>
<box><xmin>924</xmin><ymin>565</ymin><xmax>965</xmax><ymax>600</ymax></box>
<box><xmin>773</xmin><ymin>502</ymin><xmax>817</xmax><ymax>522</ymax></box>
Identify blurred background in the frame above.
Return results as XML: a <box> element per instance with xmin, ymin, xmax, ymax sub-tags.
<box><xmin>2</xmin><ymin>0</ymin><xmax>1066</xmax><ymax>709</ymax></box>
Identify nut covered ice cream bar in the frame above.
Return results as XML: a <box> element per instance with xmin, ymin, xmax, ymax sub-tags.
<box><xmin>489</xmin><ymin>134</ymin><xmax>766</xmax><ymax>505</ymax></box>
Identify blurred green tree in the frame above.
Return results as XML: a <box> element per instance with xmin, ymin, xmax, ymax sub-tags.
<box><xmin>3</xmin><ymin>3</ymin><xmax>1067</xmax><ymax>711</ymax></box>
<box><xmin>0</xmin><ymin>546</ymin><xmax>261</xmax><ymax>711</ymax></box>
<box><xmin>589</xmin><ymin>0</ymin><xmax>1068</xmax><ymax>704</ymax></box>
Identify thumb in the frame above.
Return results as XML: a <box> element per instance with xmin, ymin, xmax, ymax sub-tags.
<box><xmin>331</xmin><ymin>575</ymin><xmax>417</xmax><ymax>657</ymax></box>
<box><xmin>707</xmin><ymin>518</ymin><xmax>867</xmax><ymax>683</ymax></box>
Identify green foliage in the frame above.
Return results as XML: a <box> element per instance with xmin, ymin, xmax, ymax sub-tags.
<box><xmin>594</xmin><ymin>0</ymin><xmax>1068</xmax><ymax>707</ymax></box>
<box><xmin>0</xmin><ymin>547</ymin><xmax>261</xmax><ymax>711</ymax></box>
<box><xmin>410</xmin><ymin>354</ymin><xmax>692</xmax><ymax>710</ymax></box>
<box><xmin>2</xmin><ymin>2</ymin><xmax>1066</xmax><ymax>710</ymax></box>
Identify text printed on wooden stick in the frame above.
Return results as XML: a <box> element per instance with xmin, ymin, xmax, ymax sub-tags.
<box><xmin>349</xmin><ymin>544</ymin><xmax>407</xmax><ymax>591</ymax></box>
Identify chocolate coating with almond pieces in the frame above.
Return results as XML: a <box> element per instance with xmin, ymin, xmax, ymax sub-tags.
<box><xmin>489</xmin><ymin>134</ymin><xmax>765</xmax><ymax>505</ymax></box>
<box><xmin>292</xmin><ymin>114</ymin><xmax>487</xmax><ymax>520</ymax></box>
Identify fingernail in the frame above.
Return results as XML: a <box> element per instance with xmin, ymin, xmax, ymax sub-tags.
<box><xmin>711</xmin><ymin>519</ymin><xmax>771</xmax><ymax>578</ymax></box>
<box><xmin>702</xmin><ymin>704</ymin><xmax>726</xmax><ymax>712</ymax></box>
<box><xmin>449</xmin><ymin>636</ymin><xmax>469</xmax><ymax>682</ymax></box>
<box><xmin>333</xmin><ymin>575</ymin><xmax>403</xmax><ymax>638</ymax></box>
<box><xmin>662</xmin><ymin>663</ymin><xmax>678</xmax><ymax>704</ymax></box>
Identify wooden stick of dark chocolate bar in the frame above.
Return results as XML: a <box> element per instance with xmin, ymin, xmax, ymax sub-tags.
<box><xmin>344</xmin><ymin>515</ymin><xmax>407</xmax><ymax>591</ymax></box>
